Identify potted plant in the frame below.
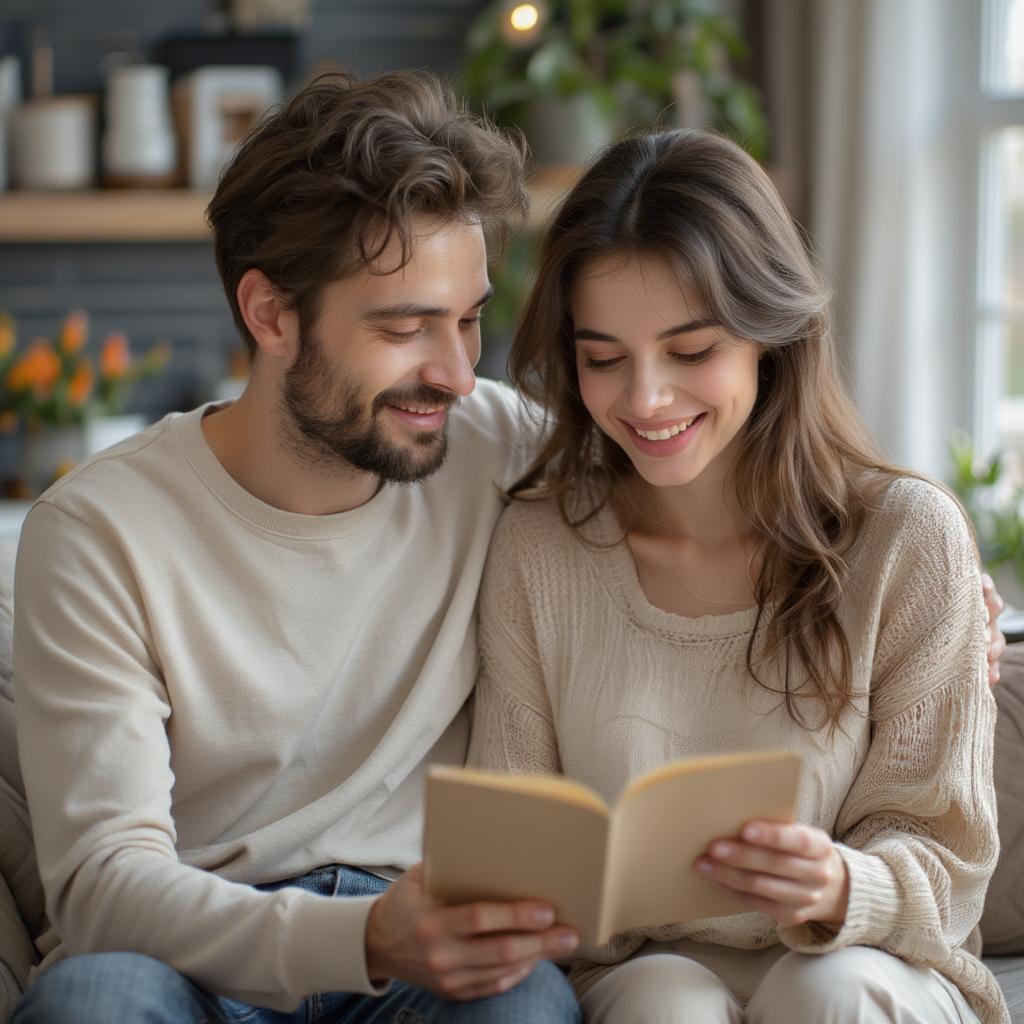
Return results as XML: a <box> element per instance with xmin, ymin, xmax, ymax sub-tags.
<box><xmin>461</xmin><ymin>1</ymin><xmax>769</xmax><ymax>359</ymax></box>
<box><xmin>0</xmin><ymin>310</ymin><xmax>171</xmax><ymax>495</ymax></box>
<box><xmin>949</xmin><ymin>431</ymin><xmax>1024</xmax><ymax>609</ymax></box>
<box><xmin>461</xmin><ymin>0</ymin><xmax>768</xmax><ymax>167</ymax></box>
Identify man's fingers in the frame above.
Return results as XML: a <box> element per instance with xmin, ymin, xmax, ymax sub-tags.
<box><xmin>445</xmin><ymin>899</ymin><xmax>557</xmax><ymax>937</ymax></box>
<box><xmin>442</xmin><ymin>960</ymin><xmax>539</xmax><ymax>1002</ymax></box>
<box><xmin>981</xmin><ymin>574</ymin><xmax>1004</xmax><ymax>613</ymax></box>
<box><xmin>989</xmin><ymin>631</ymin><xmax>1007</xmax><ymax>664</ymax></box>
<box><xmin>428</xmin><ymin>928</ymin><xmax>576</xmax><ymax>970</ymax></box>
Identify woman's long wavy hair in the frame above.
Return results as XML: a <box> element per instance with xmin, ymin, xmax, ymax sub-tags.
<box><xmin>509</xmin><ymin>129</ymin><xmax>918</xmax><ymax>731</ymax></box>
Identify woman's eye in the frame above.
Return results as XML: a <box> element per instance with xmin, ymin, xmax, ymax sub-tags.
<box><xmin>459</xmin><ymin>316</ymin><xmax>482</xmax><ymax>328</ymax></box>
<box><xmin>583</xmin><ymin>355</ymin><xmax>624</xmax><ymax>370</ymax></box>
<box><xmin>385</xmin><ymin>328</ymin><xmax>423</xmax><ymax>341</ymax></box>
<box><xmin>672</xmin><ymin>344</ymin><xmax>718</xmax><ymax>365</ymax></box>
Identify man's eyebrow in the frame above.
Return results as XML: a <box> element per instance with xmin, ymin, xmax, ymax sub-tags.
<box><xmin>362</xmin><ymin>286</ymin><xmax>495</xmax><ymax>324</ymax></box>
<box><xmin>573</xmin><ymin>318</ymin><xmax>721</xmax><ymax>343</ymax></box>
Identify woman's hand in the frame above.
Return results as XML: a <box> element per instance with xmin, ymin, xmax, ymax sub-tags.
<box><xmin>693</xmin><ymin>821</ymin><xmax>849</xmax><ymax>928</ymax></box>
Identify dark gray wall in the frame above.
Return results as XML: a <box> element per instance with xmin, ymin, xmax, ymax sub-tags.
<box><xmin>0</xmin><ymin>0</ymin><xmax>484</xmax><ymax>93</ymax></box>
<box><xmin>0</xmin><ymin>0</ymin><xmax>487</xmax><ymax>417</ymax></box>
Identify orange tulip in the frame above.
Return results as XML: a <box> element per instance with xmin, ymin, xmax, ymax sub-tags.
<box><xmin>100</xmin><ymin>332</ymin><xmax>131</xmax><ymax>379</ymax></box>
<box><xmin>0</xmin><ymin>315</ymin><xmax>14</xmax><ymax>359</ymax></box>
<box><xmin>34</xmin><ymin>343</ymin><xmax>61</xmax><ymax>390</ymax></box>
<box><xmin>7</xmin><ymin>340</ymin><xmax>62</xmax><ymax>396</ymax></box>
<box><xmin>59</xmin><ymin>311</ymin><xmax>88</xmax><ymax>355</ymax></box>
<box><xmin>68</xmin><ymin>359</ymin><xmax>94</xmax><ymax>406</ymax></box>
<box><xmin>6</xmin><ymin>357</ymin><xmax>30</xmax><ymax>393</ymax></box>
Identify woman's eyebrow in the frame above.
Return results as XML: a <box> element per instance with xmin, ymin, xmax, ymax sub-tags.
<box><xmin>573</xmin><ymin>317</ymin><xmax>721</xmax><ymax>343</ymax></box>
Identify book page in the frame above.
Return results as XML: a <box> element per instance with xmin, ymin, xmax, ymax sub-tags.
<box><xmin>424</xmin><ymin>766</ymin><xmax>611</xmax><ymax>941</ymax></box>
<box><xmin>600</xmin><ymin>751</ymin><xmax>802</xmax><ymax>943</ymax></box>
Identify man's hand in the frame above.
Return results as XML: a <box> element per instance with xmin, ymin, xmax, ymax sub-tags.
<box><xmin>365</xmin><ymin>863</ymin><xmax>579</xmax><ymax>1001</ymax></box>
<box><xmin>983</xmin><ymin>573</ymin><xmax>1006</xmax><ymax>686</ymax></box>
<box><xmin>693</xmin><ymin>821</ymin><xmax>849</xmax><ymax>928</ymax></box>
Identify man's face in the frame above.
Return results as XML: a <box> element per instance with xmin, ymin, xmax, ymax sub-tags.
<box><xmin>282</xmin><ymin>215</ymin><xmax>491</xmax><ymax>484</ymax></box>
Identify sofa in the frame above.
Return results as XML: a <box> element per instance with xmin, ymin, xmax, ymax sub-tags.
<box><xmin>1</xmin><ymin>538</ymin><xmax>1023</xmax><ymax>1021</ymax></box>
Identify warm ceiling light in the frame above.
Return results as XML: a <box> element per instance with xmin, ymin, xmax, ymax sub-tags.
<box><xmin>509</xmin><ymin>3</ymin><xmax>540</xmax><ymax>32</ymax></box>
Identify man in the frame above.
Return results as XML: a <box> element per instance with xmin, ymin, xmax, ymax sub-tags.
<box><xmin>11</xmin><ymin>69</ymin><xmax>1007</xmax><ymax>1024</ymax></box>
<box><xmin>12</xmin><ymin>71</ymin><xmax>580</xmax><ymax>1023</ymax></box>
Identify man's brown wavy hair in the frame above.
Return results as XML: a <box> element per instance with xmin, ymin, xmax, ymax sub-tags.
<box><xmin>208</xmin><ymin>69</ymin><xmax>528</xmax><ymax>357</ymax></box>
<box><xmin>509</xmin><ymin>129</ymin><xmax>938</xmax><ymax>732</ymax></box>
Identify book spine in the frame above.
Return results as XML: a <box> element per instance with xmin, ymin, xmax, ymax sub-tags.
<box><xmin>594</xmin><ymin>815</ymin><xmax>621</xmax><ymax>945</ymax></box>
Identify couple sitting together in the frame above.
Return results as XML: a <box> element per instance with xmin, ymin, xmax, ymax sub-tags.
<box><xmin>11</xmin><ymin>69</ymin><xmax>1011</xmax><ymax>1024</ymax></box>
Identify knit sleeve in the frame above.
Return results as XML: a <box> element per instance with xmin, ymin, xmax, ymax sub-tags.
<box><xmin>467</xmin><ymin>503</ymin><xmax>561</xmax><ymax>776</ymax></box>
<box><xmin>778</xmin><ymin>482</ymin><xmax>1000</xmax><ymax>1001</ymax></box>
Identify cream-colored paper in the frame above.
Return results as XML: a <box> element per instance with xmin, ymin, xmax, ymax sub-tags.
<box><xmin>424</xmin><ymin>751</ymin><xmax>802</xmax><ymax>945</ymax></box>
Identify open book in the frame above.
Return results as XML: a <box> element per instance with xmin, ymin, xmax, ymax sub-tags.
<box><xmin>424</xmin><ymin>751</ymin><xmax>802</xmax><ymax>946</ymax></box>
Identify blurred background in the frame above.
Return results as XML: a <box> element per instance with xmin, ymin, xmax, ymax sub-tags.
<box><xmin>0</xmin><ymin>0</ymin><xmax>1021</xmax><ymax>593</ymax></box>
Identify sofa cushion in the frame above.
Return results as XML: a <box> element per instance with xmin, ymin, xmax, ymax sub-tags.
<box><xmin>981</xmin><ymin>643</ymin><xmax>1024</xmax><ymax>956</ymax></box>
<box><xmin>985</xmin><ymin>955</ymin><xmax>1024</xmax><ymax>1023</ymax></box>
<box><xmin>0</xmin><ymin>870</ymin><xmax>33</xmax><ymax>1020</ymax></box>
<box><xmin>0</xmin><ymin>539</ymin><xmax>45</xmax><ymax>944</ymax></box>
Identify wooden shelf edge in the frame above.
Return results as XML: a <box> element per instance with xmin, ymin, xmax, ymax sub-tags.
<box><xmin>0</xmin><ymin>163</ymin><xmax>794</xmax><ymax>243</ymax></box>
<box><xmin>0</xmin><ymin>190</ymin><xmax>213</xmax><ymax>242</ymax></box>
<box><xmin>0</xmin><ymin>171</ymin><xmax>584</xmax><ymax>243</ymax></box>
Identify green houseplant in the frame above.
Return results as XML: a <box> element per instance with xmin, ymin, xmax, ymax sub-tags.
<box><xmin>461</xmin><ymin>0</ymin><xmax>768</xmax><ymax>166</ymax></box>
<box><xmin>461</xmin><ymin>0</ymin><xmax>769</xmax><ymax>354</ymax></box>
<box><xmin>949</xmin><ymin>431</ymin><xmax>1024</xmax><ymax>606</ymax></box>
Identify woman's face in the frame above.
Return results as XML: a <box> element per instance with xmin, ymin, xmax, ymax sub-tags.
<box><xmin>571</xmin><ymin>252</ymin><xmax>761</xmax><ymax>491</ymax></box>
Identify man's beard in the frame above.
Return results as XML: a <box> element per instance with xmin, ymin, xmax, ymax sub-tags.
<box><xmin>281</xmin><ymin>331</ymin><xmax>457</xmax><ymax>484</ymax></box>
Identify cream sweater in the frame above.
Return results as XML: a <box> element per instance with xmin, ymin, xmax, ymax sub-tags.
<box><xmin>14</xmin><ymin>379</ymin><xmax>537</xmax><ymax>1011</ymax></box>
<box><xmin>469</xmin><ymin>478</ymin><xmax>1009</xmax><ymax>1024</ymax></box>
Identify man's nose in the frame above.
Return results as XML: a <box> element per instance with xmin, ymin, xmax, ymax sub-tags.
<box><xmin>422</xmin><ymin>332</ymin><xmax>478</xmax><ymax>397</ymax></box>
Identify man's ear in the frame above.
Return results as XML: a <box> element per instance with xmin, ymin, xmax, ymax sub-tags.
<box><xmin>236</xmin><ymin>268</ymin><xmax>299</xmax><ymax>360</ymax></box>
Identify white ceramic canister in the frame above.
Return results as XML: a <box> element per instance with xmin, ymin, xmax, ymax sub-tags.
<box><xmin>11</xmin><ymin>95</ymin><xmax>97</xmax><ymax>190</ymax></box>
<box><xmin>0</xmin><ymin>56</ymin><xmax>21</xmax><ymax>191</ymax></box>
<box><xmin>102</xmin><ymin>64</ymin><xmax>176</xmax><ymax>184</ymax></box>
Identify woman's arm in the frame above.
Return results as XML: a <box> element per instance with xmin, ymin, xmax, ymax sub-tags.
<box><xmin>781</xmin><ymin>484</ymin><xmax>997</xmax><ymax>960</ymax></box>
<box><xmin>695</xmin><ymin>482</ymin><xmax>998</xmax><ymax>965</ymax></box>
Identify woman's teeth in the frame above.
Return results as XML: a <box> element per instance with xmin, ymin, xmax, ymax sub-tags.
<box><xmin>633</xmin><ymin>415</ymin><xmax>700</xmax><ymax>441</ymax></box>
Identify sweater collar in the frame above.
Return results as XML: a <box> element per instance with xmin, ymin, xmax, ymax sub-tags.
<box><xmin>173</xmin><ymin>403</ymin><xmax>399</xmax><ymax>540</ymax></box>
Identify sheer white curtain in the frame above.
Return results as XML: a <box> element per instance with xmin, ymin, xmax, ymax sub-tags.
<box><xmin>803</xmin><ymin>0</ymin><xmax>979</xmax><ymax>476</ymax></box>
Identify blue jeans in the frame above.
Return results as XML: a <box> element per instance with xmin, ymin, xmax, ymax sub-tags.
<box><xmin>12</xmin><ymin>866</ymin><xmax>580</xmax><ymax>1023</ymax></box>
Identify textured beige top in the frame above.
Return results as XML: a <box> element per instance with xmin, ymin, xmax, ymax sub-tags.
<box><xmin>469</xmin><ymin>478</ymin><xmax>1009</xmax><ymax>1024</ymax></box>
<box><xmin>14</xmin><ymin>379</ymin><xmax>537</xmax><ymax>1011</ymax></box>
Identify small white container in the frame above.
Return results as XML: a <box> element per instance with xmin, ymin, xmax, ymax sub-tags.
<box><xmin>0</xmin><ymin>56</ymin><xmax>21</xmax><ymax>191</ymax></box>
<box><xmin>85</xmin><ymin>413</ymin><xmax>147</xmax><ymax>456</ymax></box>
<box><xmin>102</xmin><ymin>64</ymin><xmax>176</xmax><ymax>185</ymax></box>
<box><xmin>11</xmin><ymin>95</ymin><xmax>96</xmax><ymax>190</ymax></box>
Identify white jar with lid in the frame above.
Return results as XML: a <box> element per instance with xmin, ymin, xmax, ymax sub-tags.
<box><xmin>102</xmin><ymin>64</ymin><xmax>176</xmax><ymax>186</ymax></box>
<box><xmin>11</xmin><ymin>95</ymin><xmax>97</xmax><ymax>190</ymax></box>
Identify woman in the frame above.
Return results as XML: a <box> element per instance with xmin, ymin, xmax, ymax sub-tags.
<box><xmin>467</xmin><ymin>129</ymin><xmax>1009</xmax><ymax>1024</ymax></box>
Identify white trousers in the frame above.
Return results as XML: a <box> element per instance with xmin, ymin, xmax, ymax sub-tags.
<box><xmin>579</xmin><ymin>947</ymin><xmax>978</xmax><ymax>1024</ymax></box>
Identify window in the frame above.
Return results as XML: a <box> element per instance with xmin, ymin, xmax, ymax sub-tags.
<box><xmin>977</xmin><ymin>0</ymin><xmax>1024</xmax><ymax>453</ymax></box>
